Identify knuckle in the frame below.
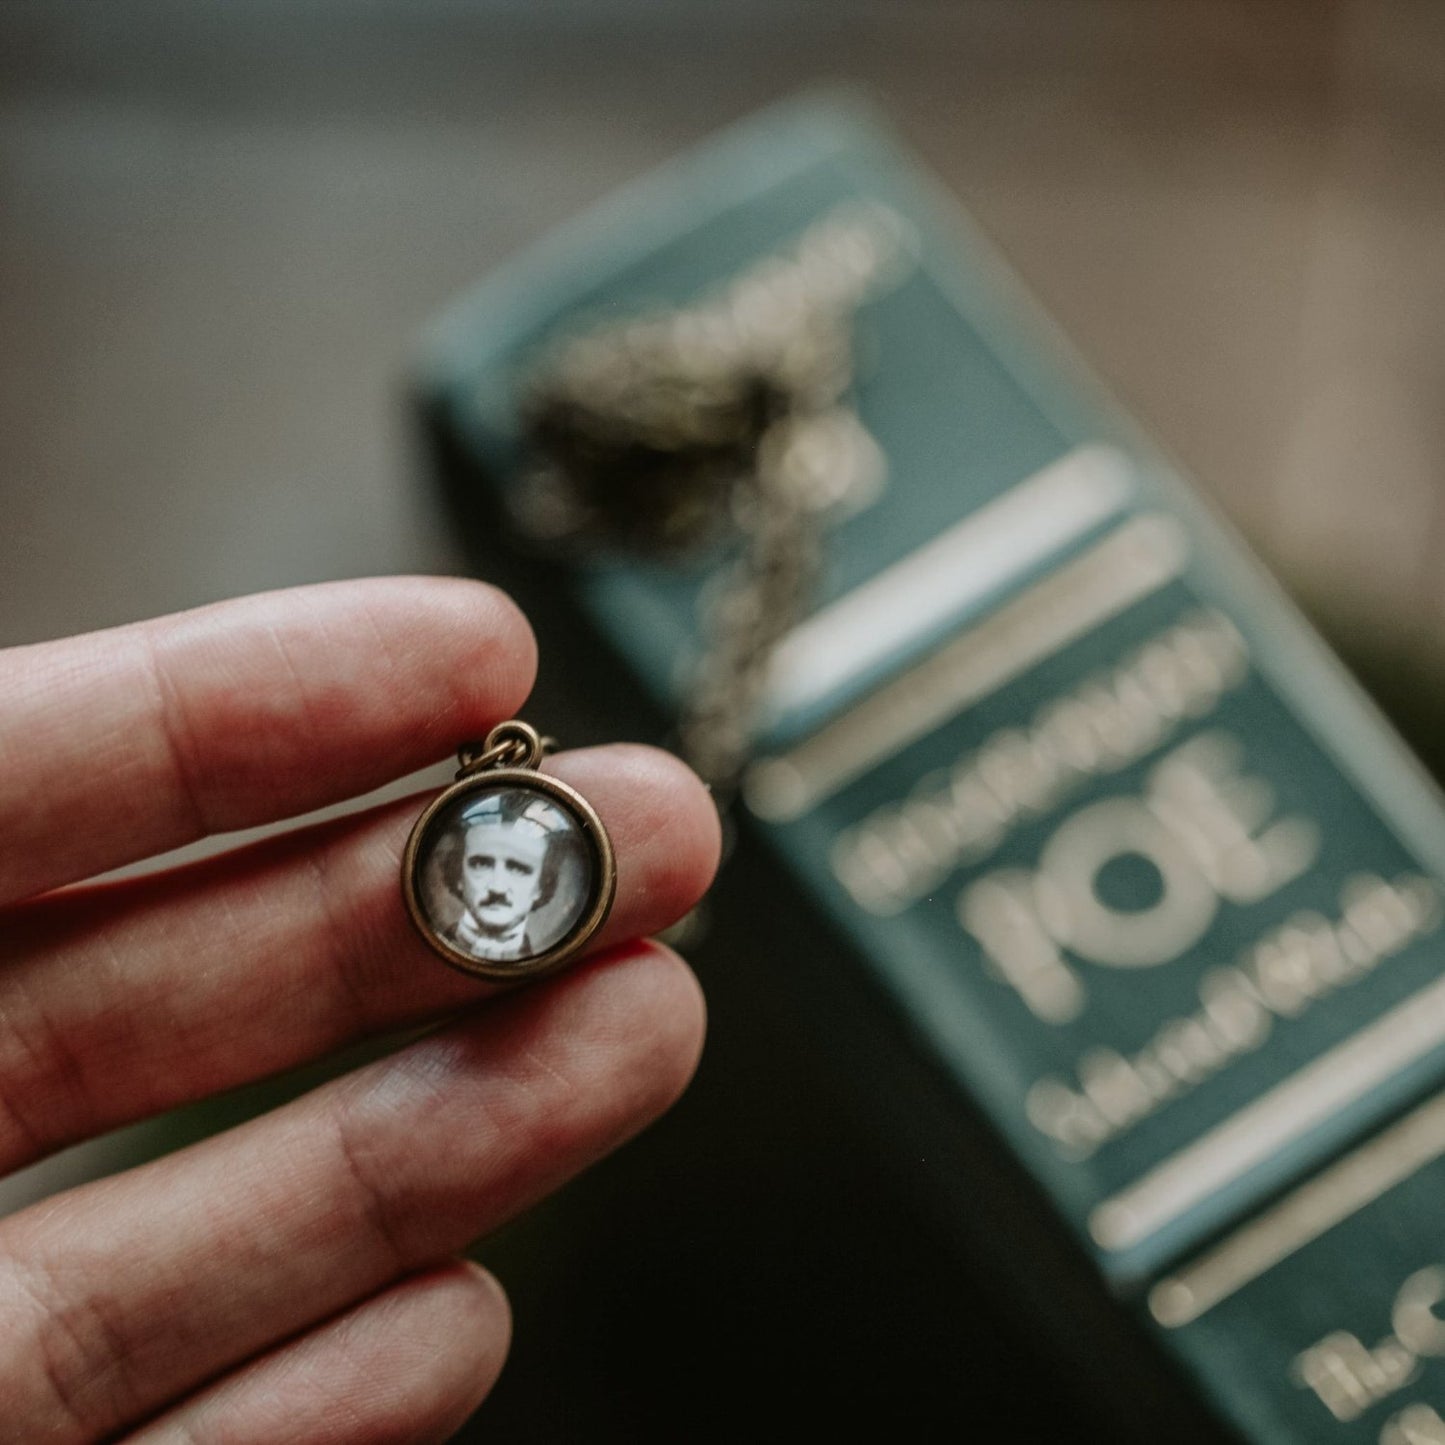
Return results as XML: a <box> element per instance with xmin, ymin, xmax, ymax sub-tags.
<box><xmin>329</xmin><ymin>1095</ymin><xmax>410</xmax><ymax>1276</ymax></box>
<box><xmin>1</xmin><ymin>1258</ymin><xmax>134</xmax><ymax>1441</ymax></box>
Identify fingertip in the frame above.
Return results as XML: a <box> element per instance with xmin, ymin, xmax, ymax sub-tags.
<box><xmin>616</xmin><ymin>743</ymin><xmax>723</xmax><ymax>892</ymax></box>
<box><xmin>369</xmin><ymin>1261</ymin><xmax>513</xmax><ymax>1435</ymax></box>
<box><xmin>446</xmin><ymin>1260</ymin><xmax>514</xmax><ymax>1388</ymax></box>
<box><xmin>465</xmin><ymin>580</ymin><xmax>539</xmax><ymax>716</ymax></box>
<box><xmin>436</xmin><ymin>1257</ymin><xmax>511</xmax><ymax>1324</ymax></box>
<box><xmin>570</xmin><ymin>938</ymin><xmax>708</xmax><ymax>1120</ymax></box>
<box><xmin>122</xmin><ymin>1259</ymin><xmax>518</xmax><ymax>1445</ymax></box>
<box><xmin>550</xmin><ymin>743</ymin><xmax>722</xmax><ymax>928</ymax></box>
<box><xmin>370</xmin><ymin>575</ymin><xmax>539</xmax><ymax>730</ymax></box>
<box><xmin>637</xmin><ymin>939</ymin><xmax>709</xmax><ymax>1109</ymax></box>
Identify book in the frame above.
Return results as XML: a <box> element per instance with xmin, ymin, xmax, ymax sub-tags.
<box><xmin>416</xmin><ymin>94</ymin><xmax>1445</xmax><ymax>1442</ymax></box>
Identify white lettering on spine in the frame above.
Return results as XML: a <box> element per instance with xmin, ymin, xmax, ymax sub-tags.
<box><xmin>1382</xmin><ymin>1404</ymin><xmax>1445</xmax><ymax>1445</ymax></box>
<box><xmin>831</xmin><ymin>611</ymin><xmax>1247</xmax><ymax>915</ymax></box>
<box><xmin>1294</xmin><ymin>1267</ymin><xmax>1445</xmax><ymax>1424</ymax></box>
<box><xmin>959</xmin><ymin>730</ymin><xmax>1318</xmax><ymax>1024</ymax></box>
<box><xmin>1023</xmin><ymin>874</ymin><xmax>1439</xmax><ymax>1158</ymax></box>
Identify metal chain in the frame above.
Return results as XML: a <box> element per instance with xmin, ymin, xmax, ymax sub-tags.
<box><xmin>674</xmin><ymin>410</ymin><xmax>830</xmax><ymax>792</ymax></box>
<box><xmin>514</xmin><ymin>202</ymin><xmax>909</xmax><ymax>796</ymax></box>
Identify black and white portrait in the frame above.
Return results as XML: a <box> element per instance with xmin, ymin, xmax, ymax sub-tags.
<box><xmin>415</xmin><ymin>785</ymin><xmax>596</xmax><ymax>965</ymax></box>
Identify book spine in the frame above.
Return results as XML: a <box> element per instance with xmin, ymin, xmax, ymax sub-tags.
<box><xmin>415</xmin><ymin>95</ymin><xmax>1445</xmax><ymax>1441</ymax></box>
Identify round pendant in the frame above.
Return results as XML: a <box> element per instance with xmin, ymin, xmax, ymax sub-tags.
<box><xmin>402</xmin><ymin>722</ymin><xmax>616</xmax><ymax>982</ymax></box>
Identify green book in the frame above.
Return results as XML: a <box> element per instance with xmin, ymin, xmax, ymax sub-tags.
<box><xmin>416</xmin><ymin>95</ymin><xmax>1445</xmax><ymax>1442</ymax></box>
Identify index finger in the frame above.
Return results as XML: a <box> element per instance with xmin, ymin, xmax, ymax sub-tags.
<box><xmin>0</xmin><ymin>577</ymin><xmax>537</xmax><ymax>905</ymax></box>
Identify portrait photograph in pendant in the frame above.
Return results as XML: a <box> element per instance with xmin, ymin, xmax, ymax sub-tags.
<box><xmin>409</xmin><ymin>781</ymin><xmax>600</xmax><ymax>971</ymax></box>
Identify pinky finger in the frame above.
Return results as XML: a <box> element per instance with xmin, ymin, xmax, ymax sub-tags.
<box><xmin>125</xmin><ymin>1262</ymin><xmax>511</xmax><ymax>1445</ymax></box>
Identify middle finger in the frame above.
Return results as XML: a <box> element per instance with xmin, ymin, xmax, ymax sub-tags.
<box><xmin>0</xmin><ymin>744</ymin><xmax>718</xmax><ymax>1177</ymax></box>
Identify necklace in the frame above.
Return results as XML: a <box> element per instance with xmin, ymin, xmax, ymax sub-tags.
<box><xmin>515</xmin><ymin>201</ymin><xmax>912</xmax><ymax>800</ymax></box>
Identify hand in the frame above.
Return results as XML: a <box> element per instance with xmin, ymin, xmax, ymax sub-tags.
<box><xmin>0</xmin><ymin>578</ymin><xmax>719</xmax><ymax>1442</ymax></box>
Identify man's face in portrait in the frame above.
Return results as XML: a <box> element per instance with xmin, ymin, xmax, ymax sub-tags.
<box><xmin>460</xmin><ymin>820</ymin><xmax>547</xmax><ymax>939</ymax></box>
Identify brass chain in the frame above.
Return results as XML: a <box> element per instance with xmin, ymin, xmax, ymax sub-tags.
<box><xmin>514</xmin><ymin>202</ymin><xmax>909</xmax><ymax>796</ymax></box>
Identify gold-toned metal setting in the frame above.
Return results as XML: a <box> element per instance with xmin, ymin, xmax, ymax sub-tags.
<box><xmin>402</xmin><ymin>721</ymin><xmax>616</xmax><ymax>983</ymax></box>
<box><xmin>456</xmin><ymin>719</ymin><xmax>550</xmax><ymax>776</ymax></box>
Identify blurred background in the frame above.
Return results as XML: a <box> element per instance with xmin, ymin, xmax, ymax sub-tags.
<box><xmin>2</xmin><ymin>2</ymin><xmax>1444</xmax><ymax>1439</ymax></box>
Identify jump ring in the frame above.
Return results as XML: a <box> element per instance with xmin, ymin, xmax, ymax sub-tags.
<box><xmin>457</xmin><ymin>719</ymin><xmax>545</xmax><ymax>776</ymax></box>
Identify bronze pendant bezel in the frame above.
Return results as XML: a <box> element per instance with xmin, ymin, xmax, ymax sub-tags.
<box><xmin>402</xmin><ymin>765</ymin><xmax>616</xmax><ymax>983</ymax></box>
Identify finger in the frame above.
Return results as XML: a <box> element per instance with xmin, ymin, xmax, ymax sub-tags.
<box><xmin>125</xmin><ymin>1262</ymin><xmax>510</xmax><ymax>1445</ymax></box>
<box><xmin>0</xmin><ymin>744</ymin><xmax>719</xmax><ymax>1174</ymax></box>
<box><xmin>0</xmin><ymin>942</ymin><xmax>703</xmax><ymax>1443</ymax></box>
<box><xmin>0</xmin><ymin>576</ymin><xmax>537</xmax><ymax>905</ymax></box>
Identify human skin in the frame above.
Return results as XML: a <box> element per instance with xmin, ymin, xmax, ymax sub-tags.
<box><xmin>0</xmin><ymin>576</ymin><xmax>720</xmax><ymax>1443</ymax></box>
